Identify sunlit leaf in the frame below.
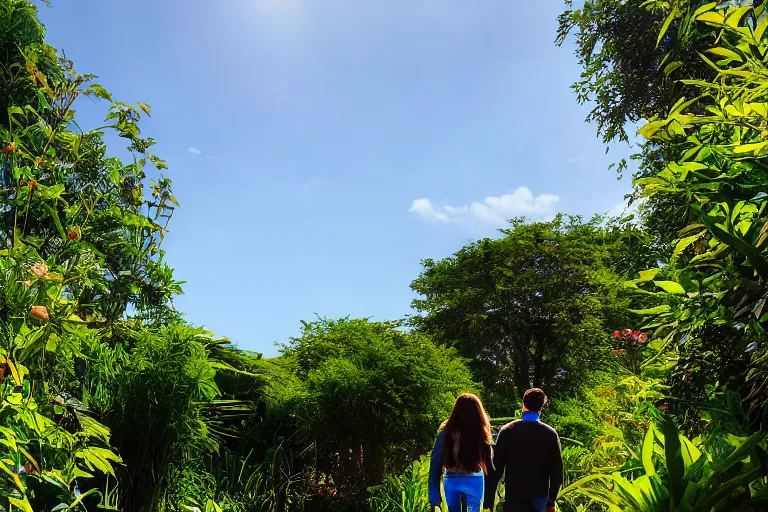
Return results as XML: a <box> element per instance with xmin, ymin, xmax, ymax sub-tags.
<box><xmin>654</xmin><ymin>281</ymin><xmax>686</xmax><ymax>295</ymax></box>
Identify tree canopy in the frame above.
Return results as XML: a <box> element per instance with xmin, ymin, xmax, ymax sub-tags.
<box><xmin>410</xmin><ymin>216</ymin><xmax>630</xmax><ymax>414</ymax></box>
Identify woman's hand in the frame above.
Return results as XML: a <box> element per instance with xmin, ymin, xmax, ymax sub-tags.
<box><xmin>434</xmin><ymin>506</ymin><xmax>441</xmax><ymax>512</ymax></box>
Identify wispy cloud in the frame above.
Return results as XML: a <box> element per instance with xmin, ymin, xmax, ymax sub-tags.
<box><xmin>409</xmin><ymin>187</ymin><xmax>560</xmax><ymax>229</ymax></box>
<box><xmin>188</xmin><ymin>147</ymin><xmax>202</xmax><ymax>156</ymax></box>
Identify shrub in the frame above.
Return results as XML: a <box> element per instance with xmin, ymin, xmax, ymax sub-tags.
<box><xmin>281</xmin><ymin>317</ymin><xmax>478</xmax><ymax>494</ymax></box>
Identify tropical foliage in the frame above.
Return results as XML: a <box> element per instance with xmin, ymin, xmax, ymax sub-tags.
<box><xmin>1</xmin><ymin>0</ymin><xmax>767</xmax><ymax>511</ymax></box>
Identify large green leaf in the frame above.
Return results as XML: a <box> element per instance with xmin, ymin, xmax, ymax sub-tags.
<box><xmin>654</xmin><ymin>280</ymin><xmax>686</xmax><ymax>295</ymax></box>
<box><xmin>658</xmin><ymin>7</ymin><xmax>680</xmax><ymax>47</ymax></box>
<box><xmin>673</xmin><ymin>232</ymin><xmax>704</xmax><ymax>256</ymax></box>
<box><xmin>641</xmin><ymin>426</ymin><xmax>657</xmax><ymax>477</ymax></box>
<box><xmin>629</xmin><ymin>305</ymin><xmax>672</xmax><ymax>315</ymax></box>
<box><xmin>638</xmin><ymin>268</ymin><xmax>662</xmax><ymax>281</ymax></box>
<box><xmin>662</xmin><ymin>416</ymin><xmax>686</xmax><ymax>506</ymax></box>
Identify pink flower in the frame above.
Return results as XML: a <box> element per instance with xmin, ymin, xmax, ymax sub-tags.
<box><xmin>613</xmin><ymin>330</ymin><xmax>621</xmax><ymax>338</ymax></box>
<box><xmin>638</xmin><ymin>333</ymin><xmax>648</xmax><ymax>343</ymax></box>
<box><xmin>623</xmin><ymin>329</ymin><xmax>633</xmax><ymax>336</ymax></box>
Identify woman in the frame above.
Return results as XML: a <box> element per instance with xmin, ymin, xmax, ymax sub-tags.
<box><xmin>428</xmin><ymin>393</ymin><xmax>494</xmax><ymax>512</ymax></box>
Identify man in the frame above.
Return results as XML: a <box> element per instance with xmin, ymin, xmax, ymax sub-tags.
<box><xmin>483</xmin><ymin>388</ymin><xmax>563</xmax><ymax>512</ymax></box>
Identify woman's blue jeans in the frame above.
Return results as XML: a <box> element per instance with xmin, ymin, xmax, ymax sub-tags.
<box><xmin>443</xmin><ymin>471</ymin><xmax>484</xmax><ymax>512</ymax></box>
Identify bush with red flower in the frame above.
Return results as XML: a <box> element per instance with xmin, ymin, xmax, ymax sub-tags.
<box><xmin>610</xmin><ymin>329</ymin><xmax>650</xmax><ymax>375</ymax></box>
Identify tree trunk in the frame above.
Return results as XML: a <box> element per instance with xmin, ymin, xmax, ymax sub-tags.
<box><xmin>514</xmin><ymin>342</ymin><xmax>531</xmax><ymax>397</ymax></box>
<box><xmin>533</xmin><ymin>336</ymin><xmax>544</xmax><ymax>388</ymax></box>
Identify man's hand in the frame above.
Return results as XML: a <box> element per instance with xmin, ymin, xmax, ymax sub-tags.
<box><xmin>434</xmin><ymin>506</ymin><xmax>441</xmax><ymax>512</ymax></box>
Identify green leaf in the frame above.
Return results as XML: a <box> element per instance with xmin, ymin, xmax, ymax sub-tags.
<box><xmin>8</xmin><ymin>496</ymin><xmax>33</xmax><ymax>512</ymax></box>
<box><xmin>706</xmin><ymin>47</ymin><xmax>743</xmax><ymax>61</ymax></box>
<box><xmin>670</xmin><ymin>94</ymin><xmax>705</xmax><ymax>116</ymax></box>
<box><xmin>85</xmin><ymin>84</ymin><xmax>113</xmax><ymax>102</ymax></box>
<box><xmin>147</xmin><ymin>153</ymin><xmax>167</xmax><ymax>170</ymax></box>
<box><xmin>41</xmin><ymin>203</ymin><xmax>67</xmax><ymax>241</ymax></box>
<box><xmin>679</xmin><ymin>79</ymin><xmax>720</xmax><ymax>89</ymax></box>
<box><xmin>642</xmin><ymin>426</ymin><xmax>657</xmax><ymax>477</ymax></box>
<box><xmin>693</xmin><ymin>2</ymin><xmax>718</xmax><ymax>18</ymax></box>
<box><xmin>6</xmin><ymin>393</ymin><xmax>23</xmax><ymax>405</ymax></box>
<box><xmin>658</xmin><ymin>8</ymin><xmax>680</xmax><ymax>47</ymax></box>
<box><xmin>754</xmin><ymin>17</ymin><xmax>768</xmax><ymax>41</ymax></box>
<box><xmin>629</xmin><ymin>305</ymin><xmax>671</xmax><ymax>315</ymax></box>
<box><xmin>733</xmin><ymin>142</ymin><xmax>766</xmax><ymax>154</ymax></box>
<box><xmin>638</xmin><ymin>268</ymin><xmax>662</xmax><ymax>281</ymax></box>
<box><xmin>699</xmin><ymin>214</ymin><xmax>768</xmax><ymax>279</ymax></box>
<box><xmin>662</xmin><ymin>417</ymin><xmax>686</xmax><ymax>506</ymax></box>
<box><xmin>697</xmin><ymin>10</ymin><xmax>726</xmax><ymax>24</ymax></box>
<box><xmin>137</xmin><ymin>101</ymin><xmax>152</xmax><ymax>116</ymax></box>
<box><xmin>7</xmin><ymin>106</ymin><xmax>24</xmax><ymax>119</ymax></box>
<box><xmin>36</xmin><ymin>90</ymin><xmax>50</xmax><ymax>110</ymax></box>
<box><xmin>65</xmin><ymin>488</ymin><xmax>102</xmax><ymax>510</ymax></box>
<box><xmin>673</xmin><ymin>233</ymin><xmax>704</xmax><ymax>256</ymax></box>
<box><xmin>680</xmin><ymin>435</ymin><xmax>702</xmax><ymax>468</ymax></box>
<box><xmin>697</xmin><ymin>51</ymin><xmax>722</xmax><ymax>73</ymax></box>
<box><xmin>638</xmin><ymin>120</ymin><xmax>668</xmax><ymax>139</ymax></box>
<box><xmin>726</xmin><ymin>5</ymin><xmax>751</xmax><ymax>28</ymax></box>
<box><xmin>664</xmin><ymin>61</ymin><xmax>683</xmax><ymax>76</ymax></box>
<box><xmin>654</xmin><ymin>281</ymin><xmax>686</xmax><ymax>295</ymax></box>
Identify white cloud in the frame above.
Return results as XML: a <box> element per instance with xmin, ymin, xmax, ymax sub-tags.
<box><xmin>188</xmin><ymin>147</ymin><xmax>202</xmax><ymax>156</ymax></box>
<box><xmin>409</xmin><ymin>187</ymin><xmax>560</xmax><ymax>228</ymax></box>
<box><xmin>409</xmin><ymin>198</ymin><xmax>451</xmax><ymax>222</ymax></box>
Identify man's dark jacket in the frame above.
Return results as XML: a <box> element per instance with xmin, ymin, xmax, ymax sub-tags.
<box><xmin>484</xmin><ymin>416</ymin><xmax>563</xmax><ymax>511</ymax></box>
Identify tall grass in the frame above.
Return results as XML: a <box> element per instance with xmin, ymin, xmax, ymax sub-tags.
<box><xmin>365</xmin><ymin>456</ymin><xmax>435</xmax><ymax>512</ymax></box>
<box><xmin>208</xmin><ymin>445</ymin><xmax>307</xmax><ymax>512</ymax></box>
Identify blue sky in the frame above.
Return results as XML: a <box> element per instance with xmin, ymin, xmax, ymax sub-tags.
<box><xmin>38</xmin><ymin>0</ymin><xmax>637</xmax><ymax>355</ymax></box>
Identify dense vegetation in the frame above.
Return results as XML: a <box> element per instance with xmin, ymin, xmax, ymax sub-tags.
<box><xmin>0</xmin><ymin>0</ymin><xmax>767</xmax><ymax>511</ymax></box>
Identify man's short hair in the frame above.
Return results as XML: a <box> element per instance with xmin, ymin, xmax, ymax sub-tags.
<box><xmin>523</xmin><ymin>388</ymin><xmax>547</xmax><ymax>413</ymax></box>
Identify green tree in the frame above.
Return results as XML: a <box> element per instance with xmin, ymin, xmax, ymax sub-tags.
<box><xmin>0</xmin><ymin>1</ymin><xmax>182</xmax><ymax>326</ymax></box>
<box><xmin>280</xmin><ymin>317</ymin><xmax>476</xmax><ymax>494</ymax></box>
<box><xmin>556</xmin><ymin>0</ymin><xmax>722</xmax><ymax>242</ymax></box>
<box><xmin>0</xmin><ymin>1</ymin><xmax>208</xmax><ymax>509</ymax></box>
<box><xmin>0</xmin><ymin>0</ymin><xmax>47</xmax><ymax>127</ymax></box>
<box><xmin>410</xmin><ymin>216</ymin><xmax>630</xmax><ymax>414</ymax></box>
<box><xmin>556</xmin><ymin>0</ymin><xmax>717</xmax><ymax>145</ymax></box>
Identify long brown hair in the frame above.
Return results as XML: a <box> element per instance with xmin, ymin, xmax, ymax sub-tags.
<box><xmin>439</xmin><ymin>393</ymin><xmax>494</xmax><ymax>474</ymax></box>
